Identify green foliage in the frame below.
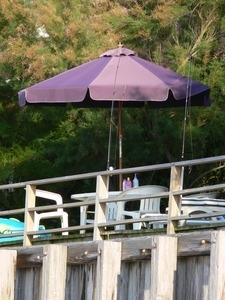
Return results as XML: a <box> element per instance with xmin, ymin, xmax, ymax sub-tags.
<box><xmin>0</xmin><ymin>0</ymin><xmax>225</xmax><ymax>208</ymax></box>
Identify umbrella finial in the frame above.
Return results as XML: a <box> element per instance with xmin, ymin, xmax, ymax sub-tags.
<box><xmin>118</xmin><ymin>42</ymin><xmax>123</xmax><ymax>48</ymax></box>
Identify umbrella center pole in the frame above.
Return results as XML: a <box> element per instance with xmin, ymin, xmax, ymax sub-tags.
<box><xmin>118</xmin><ymin>101</ymin><xmax>123</xmax><ymax>191</ymax></box>
<box><xmin>119</xmin><ymin>135</ymin><xmax>122</xmax><ymax>190</ymax></box>
<box><xmin>107</xmin><ymin>102</ymin><xmax>115</xmax><ymax>171</ymax></box>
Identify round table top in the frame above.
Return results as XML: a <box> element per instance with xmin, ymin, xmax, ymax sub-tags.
<box><xmin>71</xmin><ymin>191</ymin><xmax>120</xmax><ymax>201</ymax></box>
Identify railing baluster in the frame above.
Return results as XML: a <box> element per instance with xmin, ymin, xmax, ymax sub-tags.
<box><xmin>167</xmin><ymin>165</ymin><xmax>183</xmax><ymax>234</ymax></box>
<box><xmin>93</xmin><ymin>175</ymin><xmax>109</xmax><ymax>240</ymax></box>
<box><xmin>23</xmin><ymin>184</ymin><xmax>36</xmax><ymax>246</ymax></box>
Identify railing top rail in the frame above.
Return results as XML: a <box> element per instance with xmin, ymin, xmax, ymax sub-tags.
<box><xmin>0</xmin><ymin>155</ymin><xmax>225</xmax><ymax>191</ymax></box>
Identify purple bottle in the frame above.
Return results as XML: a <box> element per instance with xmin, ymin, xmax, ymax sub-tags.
<box><xmin>125</xmin><ymin>177</ymin><xmax>132</xmax><ymax>190</ymax></box>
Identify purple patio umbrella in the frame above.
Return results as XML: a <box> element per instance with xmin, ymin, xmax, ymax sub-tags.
<box><xmin>18</xmin><ymin>45</ymin><xmax>210</xmax><ymax>190</ymax></box>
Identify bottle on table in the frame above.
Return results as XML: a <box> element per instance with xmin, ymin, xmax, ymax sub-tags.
<box><xmin>122</xmin><ymin>179</ymin><xmax>126</xmax><ymax>191</ymax></box>
<box><xmin>125</xmin><ymin>177</ymin><xmax>132</xmax><ymax>190</ymax></box>
<box><xmin>133</xmin><ymin>173</ymin><xmax>139</xmax><ymax>187</ymax></box>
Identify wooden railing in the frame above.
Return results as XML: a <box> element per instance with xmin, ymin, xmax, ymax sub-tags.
<box><xmin>0</xmin><ymin>155</ymin><xmax>225</xmax><ymax>246</ymax></box>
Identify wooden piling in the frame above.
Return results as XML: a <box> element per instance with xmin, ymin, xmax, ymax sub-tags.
<box><xmin>40</xmin><ymin>245</ymin><xmax>67</xmax><ymax>300</ymax></box>
<box><xmin>209</xmin><ymin>230</ymin><xmax>225</xmax><ymax>300</ymax></box>
<box><xmin>0</xmin><ymin>250</ymin><xmax>17</xmax><ymax>300</ymax></box>
<box><xmin>150</xmin><ymin>235</ymin><xmax>178</xmax><ymax>300</ymax></box>
<box><xmin>95</xmin><ymin>241</ymin><xmax>122</xmax><ymax>300</ymax></box>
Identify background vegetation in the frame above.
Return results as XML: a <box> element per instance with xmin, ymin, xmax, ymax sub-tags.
<box><xmin>0</xmin><ymin>0</ymin><xmax>225</xmax><ymax>216</ymax></box>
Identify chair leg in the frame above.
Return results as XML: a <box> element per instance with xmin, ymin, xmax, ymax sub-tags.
<box><xmin>61</xmin><ymin>214</ymin><xmax>69</xmax><ymax>235</ymax></box>
<box><xmin>152</xmin><ymin>223</ymin><xmax>164</xmax><ymax>229</ymax></box>
<box><xmin>115</xmin><ymin>214</ymin><xmax>125</xmax><ymax>230</ymax></box>
<box><xmin>133</xmin><ymin>222</ymin><xmax>142</xmax><ymax>230</ymax></box>
<box><xmin>80</xmin><ymin>206</ymin><xmax>87</xmax><ymax>234</ymax></box>
<box><xmin>33</xmin><ymin>214</ymin><xmax>40</xmax><ymax>238</ymax></box>
<box><xmin>115</xmin><ymin>224</ymin><xmax>126</xmax><ymax>230</ymax></box>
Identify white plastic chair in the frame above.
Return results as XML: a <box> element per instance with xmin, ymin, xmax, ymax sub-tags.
<box><xmin>116</xmin><ymin>185</ymin><xmax>168</xmax><ymax>230</ymax></box>
<box><xmin>85</xmin><ymin>202</ymin><xmax>122</xmax><ymax>229</ymax></box>
<box><xmin>73</xmin><ymin>191</ymin><xmax>122</xmax><ymax>234</ymax></box>
<box><xmin>34</xmin><ymin>189</ymin><xmax>68</xmax><ymax>236</ymax></box>
<box><xmin>181</xmin><ymin>206</ymin><xmax>225</xmax><ymax>226</ymax></box>
<box><xmin>180</xmin><ymin>192</ymin><xmax>225</xmax><ymax>226</ymax></box>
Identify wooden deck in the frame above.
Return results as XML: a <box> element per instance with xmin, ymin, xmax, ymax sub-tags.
<box><xmin>1</xmin><ymin>228</ymin><xmax>225</xmax><ymax>299</ymax></box>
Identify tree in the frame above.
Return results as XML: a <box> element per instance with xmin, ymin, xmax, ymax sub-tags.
<box><xmin>0</xmin><ymin>0</ymin><xmax>224</xmax><ymax>200</ymax></box>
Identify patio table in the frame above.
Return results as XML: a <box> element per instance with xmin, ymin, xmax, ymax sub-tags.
<box><xmin>71</xmin><ymin>191</ymin><xmax>122</xmax><ymax>233</ymax></box>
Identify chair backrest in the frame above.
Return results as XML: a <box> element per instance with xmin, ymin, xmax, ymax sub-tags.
<box><xmin>35</xmin><ymin>189</ymin><xmax>63</xmax><ymax>213</ymax></box>
<box><xmin>120</xmin><ymin>185</ymin><xmax>168</xmax><ymax>213</ymax></box>
<box><xmin>106</xmin><ymin>202</ymin><xmax>117</xmax><ymax>221</ymax></box>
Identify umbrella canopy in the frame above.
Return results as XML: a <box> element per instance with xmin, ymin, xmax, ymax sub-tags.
<box><xmin>19</xmin><ymin>47</ymin><xmax>210</xmax><ymax>108</ymax></box>
<box><xmin>18</xmin><ymin>45</ymin><xmax>210</xmax><ymax>189</ymax></box>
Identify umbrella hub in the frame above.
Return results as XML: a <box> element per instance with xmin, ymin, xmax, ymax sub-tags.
<box><xmin>100</xmin><ymin>46</ymin><xmax>137</xmax><ymax>58</ymax></box>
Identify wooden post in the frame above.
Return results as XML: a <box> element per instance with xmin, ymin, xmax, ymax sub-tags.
<box><xmin>167</xmin><ymin>165</ymin><xmax>183</xmax><ymax>234</ymax></box>
<box><xmin>93</xmin><ymin>175</ymin><xmax>109</xmax><ymax>241</ymax></box>
<box><xmin>150</xmin><ymin>236</ymin><xmax>178</xmax><ymax>300</ymax></box>
<box><xmin>95</xmin><ymin>241</ymin><xmax>122</xmax><ymax>300</ymax></box>
<box><xmin>40</xmin><ymin>245</ymin><xmax>67</xmax><ymax>300</ymax></box>
<box><xmin>208</xmin><ymin>230</ymin><xmax>225</xmax><ymax>299</ymax></box>
<box><xmin>0</xmin><ymin>250</ymin><xmax>17</xmax><ymax>300</ymax></box>
<box><xmin>23</xmin><ymin>184</ymin><xmax>36</xmax><ymax>246</ymax></box>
